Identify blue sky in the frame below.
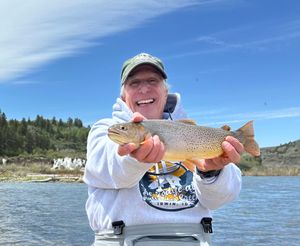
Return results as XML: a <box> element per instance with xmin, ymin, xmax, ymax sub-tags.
<box><xmin>0</xmin><ymin>0</ymin><xmax>299</xmax><ymax>148</ymax></box>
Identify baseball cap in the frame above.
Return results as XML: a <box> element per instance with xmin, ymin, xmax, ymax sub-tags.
<box><xmin>120</xmin><ymin>53</ymin><xmax>167</xmax><ymax>85</ymax></box>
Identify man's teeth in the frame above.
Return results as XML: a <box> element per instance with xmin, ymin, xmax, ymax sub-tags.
<box><xmin>136</xmin><ymin>99</ymin><xmax>154</xmax><ymax>105</ymax></box>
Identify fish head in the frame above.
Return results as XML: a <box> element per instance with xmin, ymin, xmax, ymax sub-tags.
<box><xmin>107</xmin><ymin>122</ymin><xmax>147</xmax><ymax>146</ymax></box>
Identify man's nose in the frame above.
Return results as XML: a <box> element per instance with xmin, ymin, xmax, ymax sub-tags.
<box><xmin>139</xmin><ymin>81</ymin><xmax>150</xmax><ymax>93</ymax></box>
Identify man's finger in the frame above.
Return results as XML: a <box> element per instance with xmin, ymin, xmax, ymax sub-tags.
<box><xmin>225</xmin><ymin>136</ymin><xmax>244</xmax><ymax>154</ymax></box>
<box><xmin>131</xmin><ymin>137</ymin><xmax>153</xmax><ymax>161</ymax></box>
<box><xmin>132</xmin><ymin>112</ymin><xmax>147</xmax><ymax>122</ymax></box>
<box><xmin>222</xmin><ymin>141</ymin><xmax>241</xmax><ymax>163</ymax></box>
<box><xmin>144</xmin><ymin>135</ymin><xmax>165</xmax><ymax>163</ymax></box>
<box><xmin>118</xmin><ymin>143</ymin><xmax>137</xmax><ymax>156</ymax></box>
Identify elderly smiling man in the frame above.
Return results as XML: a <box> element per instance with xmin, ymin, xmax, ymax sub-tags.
<box><xmin>83</xmin><ymin>53</ymin><xmax>243</xmax><ymax>246</ymax></box>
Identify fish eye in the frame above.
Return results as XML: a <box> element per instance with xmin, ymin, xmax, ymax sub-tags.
<box><xmin>120</xmin><ymin>126</ymin><xmax>126</xmax><ymax>130</ymax></box>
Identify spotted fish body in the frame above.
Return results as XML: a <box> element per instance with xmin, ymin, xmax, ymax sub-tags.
<box><xmin>108</xmin><ymin>120</ymin><xmax>260</xmax><ymax>161</ymax></box>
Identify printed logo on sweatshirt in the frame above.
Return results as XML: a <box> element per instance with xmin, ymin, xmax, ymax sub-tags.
<box><xmin>139</xmin><ymin>161</ymin><xmax>198</xmax><ymax>211</ymax></box>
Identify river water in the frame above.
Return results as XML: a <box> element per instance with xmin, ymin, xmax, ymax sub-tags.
<box><xmin>0</xmin><ymin>177</ymin><xmax>299</xmax><ymax>246</ymax></box>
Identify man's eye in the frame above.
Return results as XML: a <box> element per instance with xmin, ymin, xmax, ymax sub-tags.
<box><xmin>129</xmin><ymin>81</ymin><xmax>139</xmax><ymax>87</ymax></box>
<box><xmin>149</xmin><ymin>79</ymin><xmax>158</xmax><ymax>85</ymax></box>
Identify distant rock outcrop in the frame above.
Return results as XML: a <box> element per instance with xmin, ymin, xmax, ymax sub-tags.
<box><xmin>260</xmin><ymin>140</ymin><xmax>300</xmax><ymax>167</ymax></box>
<box><xmin>52</xmin><ymin>157</ymin><xmax>86</xmax><ymax>170</ymax></box>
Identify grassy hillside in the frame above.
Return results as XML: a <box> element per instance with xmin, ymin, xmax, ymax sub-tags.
<box><xmin>239</xmin><ymin>140</ymin><xmax>300</xmax><ymax>175</ymax></box>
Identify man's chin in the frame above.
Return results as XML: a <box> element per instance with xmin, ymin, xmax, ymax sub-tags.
<box><xmin>136</xmin><ymin>107</ymin><xmax>155</xmax><ymax>119</ymax></box>
<box><xmin>137</xmin><ymin>110</ymin><xmax>161</xmax><ymax>119</ymax></box>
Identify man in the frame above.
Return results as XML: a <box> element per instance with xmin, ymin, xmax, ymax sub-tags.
<box><xmin>83</xmin><ymin>53</ymin><xmax>243</xmax><ymax>245</ymax></box>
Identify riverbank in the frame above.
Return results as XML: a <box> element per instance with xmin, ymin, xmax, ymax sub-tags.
<box><xmin>242</xmin><ymin>166</ymin><xmax>299</xmax><ymax>176</ymax></box>
<box><xmin>0</xmin><ymin>173</ymin><xmax>83</xmax><ymax>183</ymax></box>
<box><xmin>0</xmin><ymin>163</ymin><xmax>84</xmax><ymax>183</ymax></box>
<box><xmin>0</xmin><ymin>163</ymin><xmax>299</xmax><ymax>183</ymax></box>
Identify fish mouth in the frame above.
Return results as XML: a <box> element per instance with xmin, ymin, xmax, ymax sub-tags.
<box><xmin>108</xmin><ymin>130</ymin><xmax>127</xmax><ymax>145</ymax></box>
<box><xmin>136</xmin><ymin>98</ymin><xmax>155</xmax><ymax>106</ymax></box>
<box><xmin>108</xmin><ymin>127</ymin><xmax>120</xmax><ymax>135</ymax></box>
<box><xmin>108</xmin><ymin>128</ymin><xmax>123</xmax><ymax>144</ymax></box>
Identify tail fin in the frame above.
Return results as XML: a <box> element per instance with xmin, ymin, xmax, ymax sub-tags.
<box><xmin>236</xmin><ymin>121</ymin><xmax>260</xmax><ymax>156</ymax></box>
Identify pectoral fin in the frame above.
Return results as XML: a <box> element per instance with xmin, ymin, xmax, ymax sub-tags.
<box><xmin>182</xmin><ymin>160</ymin><xmax>196</xmax><ymax>172</ymax></box>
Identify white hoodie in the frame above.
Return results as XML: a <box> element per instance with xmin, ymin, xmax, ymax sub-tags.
<box><xmin>83</xmin><ymin>93</ymin><xmax>242</xmax><ymax>231</ymax></box>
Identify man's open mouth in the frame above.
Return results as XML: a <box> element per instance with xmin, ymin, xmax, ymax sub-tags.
<box><xmin>136</xmin><ymin>98</ymin><xmax>155</xmax><ymax>106</ymax></box>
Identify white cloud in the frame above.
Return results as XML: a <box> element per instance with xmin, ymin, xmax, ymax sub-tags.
<box><xmin>187</xmin><ymin>107</ymin><xmax>227</xmax><ymax>117</ymax></box>
<box><xmin>194</xmin><ymin>107</ymin><xmax>300</xmax><ymax>126</ymax></box>
<box><xmin>11</xmin><ymin>80</ymin><xmax>39</xmax><ymax>85</ymax></box>
<box><xmin>0</xmin><ymin>0</ymin><xmax>198</xmax><ymax>83</ymax></box>
<box><xmin>170</xmin><ymin>18</ymin><xmax>300</xmax><ymax>59</ymax></box>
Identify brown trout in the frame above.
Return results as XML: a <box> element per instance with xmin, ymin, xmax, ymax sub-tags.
<box><xmin>107</xmin><ymin>120</ymin><xmax>260</xmax><ymax>160</ymax></box>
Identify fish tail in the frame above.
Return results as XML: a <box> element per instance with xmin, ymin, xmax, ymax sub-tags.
<box><xmin>236</xmin><ymin>121</ymin><xmax>260</xmax><ymax>156</ymax></box>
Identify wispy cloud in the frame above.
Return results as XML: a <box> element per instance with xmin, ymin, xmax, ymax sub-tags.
<box><xmin>171</xmin><ymin>18</ymin><xmax>300</xmax><ymax>58</ymax></box>
<box><xmin>187</xmin><ymin>107</ymin><xmax>228</xmax><ymax>117</ymax></box>
<box><xmin>0</xmin><ymin>0</ymin><xmax>200</xmax><ymax>83</ymax></box>
<box><xmin>202</xmin><ymin>30</ymin><xmax>300</xmax><ymax>51</ymax></box>
<box><xmin>190</xmin><ymin>107</ymin><xmax>300</xmax><ymax>126</ymax></box>
<box><xmin>11</xmin><ymin>80</ymin><xmax>40</xmax><ymax>85</ymax></box>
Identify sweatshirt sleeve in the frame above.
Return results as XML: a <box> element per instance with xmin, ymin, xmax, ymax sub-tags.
<box><xmin>83</xmin><ymin>119</ymin><xmax>154</xmax><ymax>189</ymax></box>
<box><xmin>193</xmin><ymin>163</ymin><xmax>242</xmax><ymax>210</ymax></box>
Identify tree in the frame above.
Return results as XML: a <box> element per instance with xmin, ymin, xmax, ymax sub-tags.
<box><xmin>51</xmin><ymin>117</ymin><xmax>57</xmax><ymax>125</ymax></box>
<box><xmin>58</xmin><ymin>119</ymin><xmax>64</xmax><ymax>127</ymax></box>
<box><xmin>67</xmin><ymin>117</ymin><xmax>73</xmax><ymax>127</ymax></box>
<box><xmin>0</xmin><ymin>112</ymin><xmax>8</xmax><ymax>155</ymax></box>
<box><xmin>74</xmin><ymin>118</ymin><xmax>83</xmax><ymax>128</ymax></box>
<box><xmin>25</xmin><ymin>131</ymin><xmax>34</xmax><ymax>153</ymax></box>
<box><xmin>0</xmin><ymin>111</ymin><xmax>8</xmax><ymax>128</ymax></box>
<box><xmin>35</xmin><ymin>115</ymin><xmax>47</xmax><ymax>129</ymax></box>
<box><xmin>19</xmin><ymin>118</ymin><xmax>28</xmax><ymax>135</ymax></box>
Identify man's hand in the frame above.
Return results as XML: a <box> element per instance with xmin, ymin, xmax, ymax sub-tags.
<box><xmin>187</xmin><ymin>136</ymin><xmax>244</xmax><ymax>172</ymax></box>
<box><xmin>117</xmin><ymin>112</ymin><xmax>166</xmax><ymax>163</ymax></box>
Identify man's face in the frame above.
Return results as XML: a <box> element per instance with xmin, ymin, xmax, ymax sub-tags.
<box><xmin>122</xmin><ymin>65</ymin><xmax>168</xmax><ymax>119</ymax></box>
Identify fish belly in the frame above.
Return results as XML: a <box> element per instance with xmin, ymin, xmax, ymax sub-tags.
<box><xmin>163</xmin><ymin>147</ymin><xmax>224</xmax><ymax>161</ymax></box>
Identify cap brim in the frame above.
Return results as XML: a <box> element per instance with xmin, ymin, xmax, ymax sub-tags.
<box><xmin>121</xmin><ymin>61</ymin><xmax>167</xmax><ymax>85</ymax></box>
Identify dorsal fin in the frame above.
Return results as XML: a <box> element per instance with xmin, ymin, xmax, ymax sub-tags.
<box><xmin>177</xmin><ymin>119</ymin><xmax>197</xmax><ymax>125</ymax></box>
<box><xmin>221</xmin><ymin>124</ymin><xmax>231</xmax><ymax>131</ymax></box>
